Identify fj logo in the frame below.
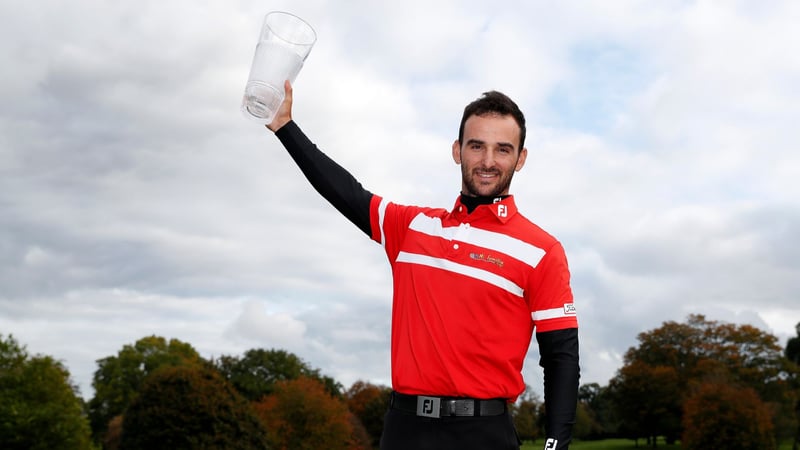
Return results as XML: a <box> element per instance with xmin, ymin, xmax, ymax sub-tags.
<box><xmin>498</xmin><ymin>204</ymin><xmax>508</xmax><ymax>217</ymax></box>
<box><xmin>544</xmin><ymin>438</ymin><xmax>558</xmax><ymax>449</ymax></box>
<box><xmin>416</xmin><ymin>396</ymin><xmax>441</xmax><ymax>418</ymax></box>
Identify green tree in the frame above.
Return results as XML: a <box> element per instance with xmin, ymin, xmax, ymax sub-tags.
<box><xmin>215</xmin><ymin>348</ymin><xmax>342</xmax><ymax>401</ymax></box>
<box><xmin>578</xmin><ymin>382</ymin><xmax>619</xmax><ymax>438</ymax></box>
<box><xmin>784</xmin><ymin>322</ymin><xmax>800</xmax><ymax>449</ymax></box>
<box><xmin>682</xmin><ymin>381</ymin><xmax>775</xmax><ymax>450</ymax></box>
<box><xmin>254</xmin><ymin>376</ymin><xmax>368</xmax><ymax>450</ymax></box>
<box><xmin>510</xmin><ymin>386</ymin><xmax>542</xmax><ymax>445</ymax></box>
<box><xmin>0</xmin><ymin>334</ymin><xmax>93</xmax><ymax>450</ymax></box>
<box><xmin>787</xmin><ymin>323</ymin><xmax>800</xmax><ymax>364</ymax></box>
<box><xmin>345</xmin><ymin>380</ymin><xmax>392</xmax><ymax>448</ymax></box>
<box><xmin>120</xmin><ymin>364</ymin><xmax>269</xmax><ymax>449</ymax></box>
<box><xmin>609</xmin><ymin>361</ymin><xmax>682</xmax><ymax>445</ymax></box>
<box><xmin>88</xmin><ymin>335</ymin><xmax>203</xmax><ymax>440</ymax></box>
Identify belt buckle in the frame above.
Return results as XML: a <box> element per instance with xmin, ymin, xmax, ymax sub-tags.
<box><xmin>416</xmin><ymin>396</ymin><xmax>441</xmax><ymax>418</ymax></box>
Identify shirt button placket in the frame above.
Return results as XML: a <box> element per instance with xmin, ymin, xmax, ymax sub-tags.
<box><xmin>452</xmin><ymin>223</ymin><xmax>470</xmax><ymax>252</ymax></box>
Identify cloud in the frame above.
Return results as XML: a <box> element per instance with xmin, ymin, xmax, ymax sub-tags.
<box><xmin>225</xmin><ymin>299</ymin><xmax>308</xmax><ymax>349</ymax></box>
<box><xmin>1</xmin><ymin>0</ymin><xmax>798</xmax><ymax>402</ymax></box>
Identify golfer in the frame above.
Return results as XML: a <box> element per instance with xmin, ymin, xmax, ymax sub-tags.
<box><xmin>266</xmin><ymin>81</ymin><xmax>579</xmax><ymax>450</ymax></box>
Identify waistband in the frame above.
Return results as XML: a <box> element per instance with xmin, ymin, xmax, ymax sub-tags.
<box><xmin>389</xmin><ymin>391</ymin><xmax>507</xmax><ymax>418</ymax></box>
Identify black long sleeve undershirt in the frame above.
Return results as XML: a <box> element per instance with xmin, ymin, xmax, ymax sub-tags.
<box><xmin>273</xmin><ymin>120</ymin><xmax>579</xmax><ymax>449</ymax></box>
<box><xmin>537</xmin><ymin>327</ymin><xmax>580</xmax><ymax>449</ymax></box>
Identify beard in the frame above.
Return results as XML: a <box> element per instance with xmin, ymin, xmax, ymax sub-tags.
<box><xmin>460</xmin><ymin>165</ymin><xmax>516</xmax><ymax>198</ymax></box>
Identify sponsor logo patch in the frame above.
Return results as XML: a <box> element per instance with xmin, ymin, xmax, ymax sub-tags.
<box><xmin>469</xmin><ymin>252</ymin><xmax>505</xmax><ymax>268</ymax></box>
<box><xmin>564</xmin><ymin>303</ymin><xmax>577</xmax><ymax>315</ymax></box>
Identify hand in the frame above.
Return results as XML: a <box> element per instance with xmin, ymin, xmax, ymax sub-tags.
<box><xmin>266</xmin><ymin>80</ymin><xmax>294</xmax><ymax>132</ymax></box>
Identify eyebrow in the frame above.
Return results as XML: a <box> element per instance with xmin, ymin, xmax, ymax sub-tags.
<box><xmin>465</xmin><ymin>138</ymin><xmax>516</xmax><ymax>151</ymax></box>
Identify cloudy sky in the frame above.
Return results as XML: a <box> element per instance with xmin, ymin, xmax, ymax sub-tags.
<box><xmin>2</xmin><ymin>0</ymin><xmax>798</xmax><ymax>400</ymax></box>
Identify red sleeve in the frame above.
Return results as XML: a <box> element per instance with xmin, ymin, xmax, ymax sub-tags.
<box><xmin>529</xmin><ymin>242</ymin><xmax>578</xmax><ymax>333</ymax></box>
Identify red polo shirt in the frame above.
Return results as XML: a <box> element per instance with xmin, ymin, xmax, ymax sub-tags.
<box><xmin>369</xmin><ymin>194</ymin><xmax>577</xmax><ymax>400</ymax></box>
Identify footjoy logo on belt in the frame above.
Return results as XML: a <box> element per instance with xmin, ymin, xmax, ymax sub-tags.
<box><xmin>544</xmin><ymin>438</ymin><xmax>558</xmax><ymax>449</ymax></box>
<box><xmin>416</xmin><ymin>396</ymin><xmax>441</xmax><ymax>418</ymax></box>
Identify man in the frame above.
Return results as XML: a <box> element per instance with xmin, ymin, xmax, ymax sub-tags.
<box><xmin>266</xmin><ymin>81</ymin><xmax>579</xmax><ymax>450</ymax></box>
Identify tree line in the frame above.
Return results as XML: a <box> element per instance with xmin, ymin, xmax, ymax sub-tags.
<box><xmin>1</xmin><ymin>314</ymin><xmax>799</xmax><ymax>449</ymax></box>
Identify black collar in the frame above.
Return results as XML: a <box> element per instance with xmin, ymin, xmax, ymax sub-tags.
<box><xmin>459</xmin><ymin>193</ymin><xmax>510</xmax><ymax>214</ymax></box>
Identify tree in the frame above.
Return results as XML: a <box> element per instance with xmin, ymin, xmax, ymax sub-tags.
<box><xmin>215</xmin><ymin>348</ymin><xmax>342</xmax><ymax>401</ymax></box>
<box><xmin>510</xmin><ymin>386</ymin><xmax>542</xmax><ymax>445</ymax></box>
<box><xmin>578</xmin><ymin>382</ymin><xmax>619</xmax><ymax>439</ymax></box>
<box><xmin>682</xmin><ymin>382</ymin><xmax>775</xmax><ymax>450</ymax></box>
<box><xmin>608</xmin><ymin>361</ymin><xmax>682</xmax><ymax>446</ymax></box>
<box><xmin>88</xmin><ymin>335</ymin><xmax>203</xmax><ymax>440</ymax></box>
<box><xmin>345</xmin><ymin>380</ymin><xmax>392</xmax><ymax>448</ymax></box>
<box><xmin>784</xmin><ymin>322</ymin><xmax>800</xmax><ymax>365</ymax></box>
<box><xmin>120</xmin><ymin>365</ymin><xmax>269</xmax><ymax>449</ymax></box>
<box><xmin>784</xmin><ymin>322</ymin><xmax>800</xmax><ymax>449</ymax></box>
<box><xmin>103</xmin><ymin>416</ymin><xmax>123</xmax><ymax>450</ymax></box>
<box><xmin>0</xmin><ymin>334</ymin><xmax>93</xmax><ymax>450</ymax></box>
<box><xmin>254</xmin><ymin>376</ymin><xmax>369</xmax><ymax>450</ymax></box>
<box><xmin>611</xmin><ymin>315</ymin><xmax>794</xmax><ymax>446</ymax></box>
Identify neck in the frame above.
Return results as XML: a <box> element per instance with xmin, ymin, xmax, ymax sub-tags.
<box><xmin>460</xmin><ymin>193</ymin><xmax>509</xmax><ymax>213</ymax></box>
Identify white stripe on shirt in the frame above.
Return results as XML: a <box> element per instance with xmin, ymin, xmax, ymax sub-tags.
<box><xmin>531</xmin><ymin>306</ymin><xmax>575</xmax><ymax>322</ymax></box>
<box><xmin>378</xmin><ymin>198</ymin><xmax>389</xmax><ymax>247</ymax></box>
<box><xmin>396</xmin><ymin>251</ymin><xmax>524</xmax><ymax>297</ymax></box>
<box><xmin>408</xmin><ymin>213</ymin><xmax>546</xmax><ymax>268</ymax></box>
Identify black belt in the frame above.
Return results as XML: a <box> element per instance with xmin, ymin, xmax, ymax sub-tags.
<box><xmin>390</xmin><ymin>392</ymin><xmax>507</xmax><ymax>418</ymax></box>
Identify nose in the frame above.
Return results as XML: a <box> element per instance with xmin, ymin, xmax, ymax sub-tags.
<box><xmin>480</xmin><ymin>148</ymin><xmax>497</xmax><ymax>168</ymax></box>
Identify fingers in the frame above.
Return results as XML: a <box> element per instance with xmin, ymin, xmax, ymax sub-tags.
<box><xmin>284</xmin><ymin>80</ymin><xmax>293</xmax><ymax>103</ymax></box>
<box><xmin>266</xmin><ymin>80</ymin><xmax>294</xmax><ymax>132</ymax></box>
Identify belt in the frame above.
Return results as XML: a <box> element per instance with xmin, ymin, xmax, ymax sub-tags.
<box><xmin>390</xmin><ymin>392</ymin><xmax>507</xmax><ymax>418</ymax></box>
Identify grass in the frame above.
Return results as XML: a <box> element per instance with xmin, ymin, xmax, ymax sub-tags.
<box><xmin>521</xmin><ymin>438</ymin><xmax>796</xmax><ymax>449</ymax></box>
<box><xmin>521</xmin><ymin>438</ymin><xmax>677</xmax><ymax>449</ymax></box>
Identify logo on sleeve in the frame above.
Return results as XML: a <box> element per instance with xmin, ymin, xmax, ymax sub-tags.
<box><xmin>544</xmin><ymin>438</ymin><xmax>558</xmax><ymax>449</ymax></box>
<box><xmin>563</xmin><ymin>303</ymin><xmax>576</xmax><ymax>315</ymax></box>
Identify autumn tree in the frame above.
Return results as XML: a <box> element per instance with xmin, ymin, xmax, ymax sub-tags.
<box><xmin>0</xmin><ymin>334</ymin><xmax>93</xmax><ymax>450</ymax></box>
<box><xmin>103</xmin><ymin>416</ymin><xmax>123</xmax><ymax>450</ymax></box>
<box><xmin>254</xmin><ymin>376</ymin><xmax>370</xmax><ymax>450</ymax></box>
<box><xmin>345</xmin><ymin>380</ymin><xmax>392</xmax><ymax>448</ymax></box>
<box><xmin>120</xmin><ymin>365</ymin><xmax>269</xmax><ymax>449</ymax></box>
<box><xmin>215</xmin><ymin>348</ymin><xmax>343</xmax><ymax>401</ymax></box>
<box><xmin>88</xmin><ymin>335</ymin><xmax>203</xmax><ymax>440</ymax></box>
<box><xmin>610</xmin><ymin>315</ymin><xmax>794</xmax><ymax>446</ymax></box>
<box><xmin>682</xmin><ymin>382</ymin><xmax>775</xmax><ymax>450</ymax></box>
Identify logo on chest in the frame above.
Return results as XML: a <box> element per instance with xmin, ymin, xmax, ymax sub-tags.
<box><xmin>469</xmin><ymin>252</ymin><xmax>505</xmax><ymax>268</ymax></box>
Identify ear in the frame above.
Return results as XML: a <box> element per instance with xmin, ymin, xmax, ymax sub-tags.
<box><xmin>515</xmin><ymin>147</ymin><xmax>528</xmax><ymax>172</ymax></box>
<box><xmin>452</xmin><ymin>140</ymin><xmax>462</xmax><ymax>164</ymax></box>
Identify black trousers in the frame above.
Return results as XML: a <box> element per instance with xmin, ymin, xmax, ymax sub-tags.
<box><xmin>379</xmin><ymin>407</ymin><xmax>521</xmax><ymax>450</ymax></box>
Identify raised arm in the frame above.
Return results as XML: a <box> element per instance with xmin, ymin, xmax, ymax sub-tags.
<box><xmin>266</xmin><ymin>81</ymin><xmax>373</xmax><ymax>236</ymax></box>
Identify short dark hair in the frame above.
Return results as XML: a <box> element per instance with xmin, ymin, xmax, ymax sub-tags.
<box><xmin>458</xmin><ymin>90</ymin><xmax>526</xmax><ymax>151</ymax></box>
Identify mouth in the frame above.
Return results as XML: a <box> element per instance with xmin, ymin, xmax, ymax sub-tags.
<box><xmin>475</xmin><ymin>170</ymin><xmax>499</xmax><ymax>180</ymax></box>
